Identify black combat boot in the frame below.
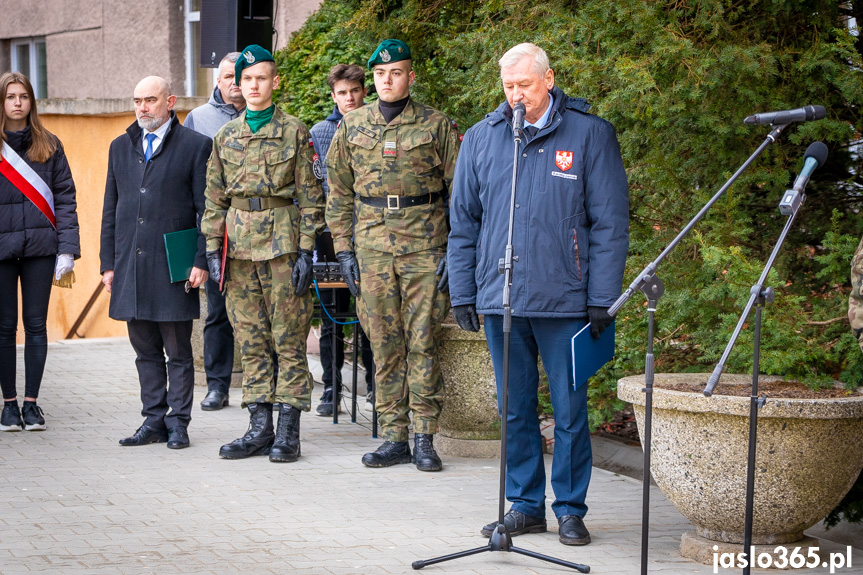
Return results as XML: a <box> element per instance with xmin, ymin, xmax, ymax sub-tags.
<box><xmin>219</xmin><ymin>402</ymin><xmax>274</xmax><ymax>459</ymax></box>
<box><xmin>414</xmin><ymin>433</ymin><xmax>443</xmax><ymax>472</ymax></box>
<box><xmin>269</xmin><ymin>403</ymin><xmax>301</xmax><ymax>463</ymax></box>
<box><xmin>361</xmin><ymin>441</ymin><xmax>412</xmax><ymax>467</ymax></box>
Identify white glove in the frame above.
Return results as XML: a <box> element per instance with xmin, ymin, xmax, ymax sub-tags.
<box><xmin>54</xmin><ymin>254</ymin><xmax>74</xmax><ymax>280</ymax></box>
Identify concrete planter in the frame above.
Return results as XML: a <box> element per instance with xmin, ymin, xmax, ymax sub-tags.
<box><xmin>434</xmin><ymin>324</ymin><xmax>501</xmax><ymax>458</ymax></box>
<box><xmin>618</xmin><ymin>373</ymin><xmax>863</xmax><ymax>563</ymax></box>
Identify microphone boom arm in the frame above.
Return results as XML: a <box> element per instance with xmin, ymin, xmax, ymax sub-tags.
<box><xmin>608</xmin><ymin>123</ymin><xmax>789</xmax><ymax>317</ymax></box>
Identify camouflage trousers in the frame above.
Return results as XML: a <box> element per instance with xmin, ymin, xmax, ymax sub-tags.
<box><xmin>355</xmin><ymin>246</ymin><xmax>449</xmax><ymax>441</ymax></box>
<box><xmin>225</xmin><ymin>254</ymin><xmax>314</xmax><ymax>410</ymax></box>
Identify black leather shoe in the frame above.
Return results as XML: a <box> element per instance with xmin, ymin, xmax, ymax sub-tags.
<box><xmin>361</xmin><ymin>441</ymin><xmax>412</xmax><ymax>468</ymax></box>
<box><xmin>167</xmin><ymin>427</ymin><xmax>190</xmax><ymax>449</ymax></box>
<box><xmin>219</xmin><ymin>403</ymin><xmax>274</xmax><ymax>459</ymax></box>
<box><xmin>558</xmin><ymin>515</ymin><xmax>591</xmax><ymax>545</ymax></box>
<box><xmin>119</xmin><ymin>425</ymin><xmax>168</xmax><ymax>446</ymax></box>
<box><xmin>480</xmin><ymin>510</ymin><xmax>547</xmax><ymax>537</ymax></box>
<box><xmin>413</xmin><ymin>433</ymin><xmax>442</xmax><ymax>472</ymax></box>
<box><xmin>201</xmin><ymin>390</ymin><xmax>229</xmax><ymax>411</ymax></box>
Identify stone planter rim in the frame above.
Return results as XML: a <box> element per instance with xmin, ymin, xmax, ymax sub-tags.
<box><xmin>618</xmin><ymin>373</ymin><xmax>863</xmax><ymax>419</ymax></box>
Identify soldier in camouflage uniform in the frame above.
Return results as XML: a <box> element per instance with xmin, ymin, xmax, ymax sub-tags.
<box><xmin>326</xmin><ymin>40</ymin><xmax>460</xmax><ymax>472</ymax></box>
<box><xmin>849</xmin><ymin>235</ymin><xmax>863</xmax><ymax>349</ymax></box>
<box><xmin>201</xmin><ymin>45</ymin><xmax>325</xmax><ymax>463</ymax></box>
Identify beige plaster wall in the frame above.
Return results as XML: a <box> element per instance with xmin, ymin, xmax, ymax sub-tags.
<box><xmin>101</xmin><ymin>1</ymin><xmax>188</xmax><ymax>99</ymax></box>
<box><xmin>0</xmin><ymin>0</ymin><xmax>101</xmax><ymax>38</ymax></box>
<box><xmin>274</xmin><ymin>0</ymin><xmax>323</xmax><ymax>51</ymax></box>
<box><xmin>47</xmin><ymin>29</ymin><xmax>105</xmax><ymax>100</ymax></box>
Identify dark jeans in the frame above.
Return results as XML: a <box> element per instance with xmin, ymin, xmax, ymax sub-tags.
<box><xmin>203</xmin><ymin>277</ymin><xmax>234</xmax><ymax>394</ymax></box>
<box><xmin>318</xmin><ymin>287</ymin><xmax>375</xmax><ymax>393</ymax></box>
<box><xmin>0</xmin><ymin>256</ymin><xmax>54</xmax><ymax>400</ymax></box>
<box><xmin>127</xmin><ymin>319</ymin><xmax>194</xmax><ymax>430</ymax></box>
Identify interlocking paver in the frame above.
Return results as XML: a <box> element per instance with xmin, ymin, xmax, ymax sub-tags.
<box><xmin>1</xmin><ymin>338</ymin><xmax>858</xmax><ymax>574</ymax></box>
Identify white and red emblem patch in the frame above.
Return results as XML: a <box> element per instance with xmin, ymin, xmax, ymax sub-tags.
<box><xmin>555</xmin><ymin>150</ymin><xmax>573</xmax><ymax>171</ymax></box>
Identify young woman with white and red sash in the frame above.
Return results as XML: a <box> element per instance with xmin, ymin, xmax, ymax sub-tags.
<box><xmin>0</xmin><ymin>72</ymin><xmax>79</xmax><ymax>432</ymax></box>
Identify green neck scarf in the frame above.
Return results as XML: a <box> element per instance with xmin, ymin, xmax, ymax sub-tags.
<box><xmin>246</xmin><ymin>105</ymin><xmax>276</xmax><ymax>134</ymax></box>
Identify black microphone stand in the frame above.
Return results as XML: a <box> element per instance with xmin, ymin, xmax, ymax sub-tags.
<box><xmin>606</xmin><ymin>123</ymin><xmax>789</xmax><ymax>575</ymax></box>
<box><xmin>413</xmin><ymin>118</ymin><xmax>589</xmax><ymax>572</ymax></box>
<box><xmin>702</xmin><ymin>175</ymin><xmax>812</xmax><ymax>575</ymax></box>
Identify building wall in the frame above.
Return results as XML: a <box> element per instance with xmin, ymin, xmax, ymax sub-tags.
<box><xmin>0</xmin><ymin>0</ymin><xmax>323</xmax><ymax>100</ymax></box>
<box><xmin>0</xmin><ymin>0</ymin><xmax>189</xmax><ymax>99</ymax></box>
<box><xmin>274</xmin><ymin>0</ymin><xmax>323</xmax><ymax>51</ymax></box>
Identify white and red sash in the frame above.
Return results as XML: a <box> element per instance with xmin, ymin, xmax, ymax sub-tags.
<box><xmin>0</xmin><ymin>142</ymin><xmax>55</xmax><ymax>228</ymax></box>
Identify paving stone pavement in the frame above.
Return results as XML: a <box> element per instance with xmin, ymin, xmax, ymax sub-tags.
<box><xmin>0</xmin><ymin>338</ymin><xmax>857</xmax><ymax>575</ymax></box>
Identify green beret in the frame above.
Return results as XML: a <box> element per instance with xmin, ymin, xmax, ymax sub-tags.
<box><xmin>234</xmin><ymin>44</ymin><xmax>275</xmax><ymax>85</ymax></box>
<box><xmin>367</xmin><ymin>39</ymin><xmax>412</xmax><ymax>69</ymax></box>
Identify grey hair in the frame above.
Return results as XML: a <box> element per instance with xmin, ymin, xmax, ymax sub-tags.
<box><xmin>498</xmin><ymin>43</ymin><xmax>550</xmax><ymax>76</ymax></box>
<box><xmin>221</xmin><ymin>52</ymin><xmax>241</xmax><ymax>66</ymax></box>
<box><xmin>218</xmin><ymin>52</ymin><xmax>241</xmax><ymax>78</ymax></box>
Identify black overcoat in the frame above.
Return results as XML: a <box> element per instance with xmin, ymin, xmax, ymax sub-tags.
<box><xmin>99</xmin><ymin>113</ymin><xmax>211</xmax><ymax>322</ymax></box>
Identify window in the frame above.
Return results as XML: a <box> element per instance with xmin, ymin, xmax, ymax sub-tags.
<box><xmin>185</xmin><ymin>0</ymin><xmax>216</xmax><ymax>97</ymax></box>
<box><xmin>10</xmin><ymin>38</ymin><xmax>47</xmax><ymax>99</ymax></box>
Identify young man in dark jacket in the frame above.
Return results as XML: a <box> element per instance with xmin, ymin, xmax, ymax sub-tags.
<box><xmin>309</xmin><ymin>64</ymin><xmax>376</xmax><ymax>416</ymax></box>
<box><xmin>447</xmin><ymin>43</ymin><xmax>629</xmax><ymax>546</ymax></box>
<box><xmin>100</xmin><ymin>76</ymin><xmax>211</xmax><ymax>450</ymax></box>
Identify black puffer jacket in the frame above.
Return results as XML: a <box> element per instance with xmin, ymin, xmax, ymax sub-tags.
<box><xmin>0</xmin><ymin>127</ymin><xmax>80</xmax><ymax>261</ymax></box>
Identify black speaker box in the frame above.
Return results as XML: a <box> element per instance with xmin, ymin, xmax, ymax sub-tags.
<box><xmin>200</xmin><ymin>0</ymin><xmax>274</xmax><ymax>67</ymax></box>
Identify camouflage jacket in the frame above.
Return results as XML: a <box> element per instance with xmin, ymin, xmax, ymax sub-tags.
<box><xmin>201</xmin><ymin>107</ymin><xmax>325</xmax><ymax>260</ymax></box>
<box><xmin>325</xmin><ymin>98</ymin><xmax>460</xmax><ymax>255</ymax></box>
<box><xmin>849</xmin><ymin>235</ymin><xmax>863</xmax><ymax>350</ymax></box>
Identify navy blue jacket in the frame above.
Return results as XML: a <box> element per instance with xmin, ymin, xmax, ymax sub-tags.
<box><xmin>448</xmin><ymin>87</ymin><xmax>629</xmax><ymax>318</ymax></box>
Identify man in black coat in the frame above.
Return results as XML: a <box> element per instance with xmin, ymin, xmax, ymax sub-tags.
<box><xmin>100</xmin><ymin>76</ymin><xmax>211</xmax><ymax>450</ymax></box>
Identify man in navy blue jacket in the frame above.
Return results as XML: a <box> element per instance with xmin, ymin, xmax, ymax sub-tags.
<box><xmin>447</xmin><ymin>43</ymin><xmax>629</xmax><ymax>546</ymax></box>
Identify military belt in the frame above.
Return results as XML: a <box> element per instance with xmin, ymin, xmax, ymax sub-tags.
<box><xmin>230</xmin><ymin>196</ymin><xmax>293</xmax><ymax>211</ymax></box>
<box><xmin>359</xmin><ymin>192</ymin><xmax>440</xmax><ymax>210</ymax></box>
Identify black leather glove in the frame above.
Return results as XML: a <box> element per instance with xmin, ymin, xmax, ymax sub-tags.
<box><xmin>205</xmin><ymin>249</ymin><xmax>222</xmax><ymax>284</ymax></box>
<box><xmin>336</xmin><ymin>250</ymin><xmax>360</xmax><ymax>297</ymax></box>
<box><xmin>292</xmin><ymin>249</ymin><xmax>314</xmax><ymax>296</ymax></box>
<box><xmin>452</xmin><ymin>304</ymin><xmax>480</xmax><ymax>332</ymax></box>
<box><xmin>588</xmin><ymin>306</ymin><xmax>614</xmax><ymax>339</ymax></box>
<box><xmin>436</xmin><ymin>254</ymin><xmax>448</xmax><ymax>293</ymax></box>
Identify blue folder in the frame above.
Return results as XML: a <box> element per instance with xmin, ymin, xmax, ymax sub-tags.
<box><xmin>571</xmin><ymin>321</ymin><xmax>615</xmax><ymax>390</ymax></box>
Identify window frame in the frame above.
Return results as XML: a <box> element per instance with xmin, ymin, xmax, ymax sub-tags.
<box><xmin>10</xmin><ymin>37</ymin><xmax>47</xmax><ymax>99</ymax></box>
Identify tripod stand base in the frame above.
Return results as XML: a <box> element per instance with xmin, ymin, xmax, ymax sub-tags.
<box><xmin>412</xmin><ymin>526</ymin><xmax>590</xmax><ymax>572</ymax></box>
<box><xmin>680</xmin><ymin>531</ymin><xmax>822</xmax><ymax>567</ymax></box>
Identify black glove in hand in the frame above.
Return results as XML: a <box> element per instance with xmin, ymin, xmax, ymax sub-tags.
<box><xmin>205</xmin><ymin>250</ymin><xmax>222</xmax><ymax>284</ymax></box>
<box><xmin>336</xmin><ymin>250</ymin><xmax>361</xmax><ymax>297</ymax></box>
<box><xmin>588</xmin><ymin>306</ymin><xmax>614</xmax><ymax>339</ymax></box>
<box><xmin>292</xmin><ymin>249</ymin><xmax>314</xmax><ymax>296</ymax></box>
<box><xmin>452</xmin><ymin>304</ymin><xmax>480</xmax><ymax>332</ymax></box>
<box><xmin>436</xmin><ymin>254</ymin><xmax>449</xmax><ymax>293</ymax></box>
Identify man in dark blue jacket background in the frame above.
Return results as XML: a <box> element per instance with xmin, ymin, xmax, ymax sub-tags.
<box><xmin>447</xmin><ymin>43</ymin><xmax>629</xmax><ymax>546</ymax></box>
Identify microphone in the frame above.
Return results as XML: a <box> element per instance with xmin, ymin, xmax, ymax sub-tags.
<box><xmin>512</xmin><ymin>102</ymin><xmax>526</xmax><ymax>139</ymax></box>
<box><xmin>744</xmin><ymin>105</ymin><xmax>826</xmax><ymax>126</ymax></box>
<box><xmin>778</xmin><ymin>141</ymin><xmax>828</xmax><ymax>216</ymax></box>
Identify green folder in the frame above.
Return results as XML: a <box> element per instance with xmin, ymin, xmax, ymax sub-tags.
<box><xmin>163</xmin><ymin>228</ymin><xmax>198</xmax><ymax>283</ymax></box>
